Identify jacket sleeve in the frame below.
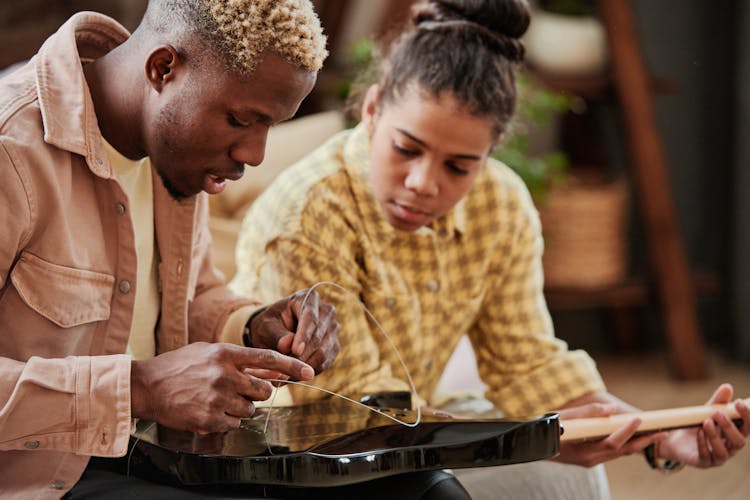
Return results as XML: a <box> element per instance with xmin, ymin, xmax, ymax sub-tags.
<box><xmin>0</xmin><ymin>142</ymin><xmax>132</xmax><ymax>456</ymax></box>
<box><xmin>469</xmin><ymin>176</ymin><xmax>605</xmax><ymax>418</ymax></box>
<box><xmin>0</xmin><ymin>355</ymin><xmax>132</xmax><ymax>456</ymax></box>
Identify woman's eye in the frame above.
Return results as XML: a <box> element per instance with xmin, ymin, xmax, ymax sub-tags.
<box><xmin>394</xmin><ymin>144</ymin><xmax>418</xmax><ymax>157</ymax></box>
<box><xmin>447</xmin><ymin>162</ymin><xmax>470</xmax><ymax>175</ymax></box>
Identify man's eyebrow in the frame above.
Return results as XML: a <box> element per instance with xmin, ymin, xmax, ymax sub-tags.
<box><xmin>396</xmin><ymin>128</ymin><xmax>482</xmax><ymax>160</ymax></box>
<box><xmin>253</xmin><ymin>110</ymin><xmax>273</xmax><ymax>125</ymax></box>
<box><xmin>235</xmin><ymin>108</ymin><xmax>274</xmax><ymax>125</ymax></box>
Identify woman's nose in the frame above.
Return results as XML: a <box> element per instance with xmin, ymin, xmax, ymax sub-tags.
<box><xmin>404</xmin><ymin>160</ymin><xmax>439</xmax><ymax>197</ymax></box>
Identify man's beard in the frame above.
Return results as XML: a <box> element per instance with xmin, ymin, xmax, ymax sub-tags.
<box><xmin>159</xmin><ymin>172</ymin><xmax>190</xmax><ymax>201</ymax></box>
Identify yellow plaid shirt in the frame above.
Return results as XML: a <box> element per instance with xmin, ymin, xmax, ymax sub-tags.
<box><xmin>231</xmin><ymin>125</ymin><xmax>605</xmax><ymax>417</ymax></box>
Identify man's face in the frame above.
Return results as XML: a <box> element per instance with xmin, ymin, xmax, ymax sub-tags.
<box><xmin>144</xmin><ymin>51</ymin><xmax>316</xmax><ymax>200</ymax></box>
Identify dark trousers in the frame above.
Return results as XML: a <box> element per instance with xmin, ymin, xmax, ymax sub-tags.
<box><xmin>64</xmin><ymin>457</ymin><xmax>471</xmax><ymax>500</ymax></box>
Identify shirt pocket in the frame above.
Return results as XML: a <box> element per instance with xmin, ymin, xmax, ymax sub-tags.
<box><xmin>10</xmin><ymin>252</ymin><xmax>114</xmax><ymax>327</ymax></box>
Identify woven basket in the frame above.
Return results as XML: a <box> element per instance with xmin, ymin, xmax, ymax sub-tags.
<box><xmin>539</xmin><ymin>170</ymin><xmax>629</xmax><ymax>288</ymax></box>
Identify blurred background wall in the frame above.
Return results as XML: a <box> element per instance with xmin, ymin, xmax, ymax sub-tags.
<box><xmin>1</xmin><ymin>0</ymin><xmax>747</xmax><ymax>364</ymax></box>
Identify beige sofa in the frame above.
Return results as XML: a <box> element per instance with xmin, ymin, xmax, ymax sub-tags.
<box><xmin>208</xmin><ymin>110</ymin><xmax>346</xmax><ymax>280</ymax></box>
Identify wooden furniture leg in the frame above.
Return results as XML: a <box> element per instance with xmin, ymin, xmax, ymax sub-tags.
<box><xmin>596</xmin><ymin>0</ymin><xmax>707</xmax><ymax>378</ymax></box>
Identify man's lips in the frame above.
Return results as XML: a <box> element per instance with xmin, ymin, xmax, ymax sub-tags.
<box><xmin>203</xmin><ymin>168</ymin><xmax>245</xmax><ymax>195</ymax></box>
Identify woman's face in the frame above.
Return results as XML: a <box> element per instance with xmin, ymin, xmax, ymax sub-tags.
<box><xmin>362</xmin><ymin>85</ymin><xmax>496</xmax><ymax>232</ymax></box>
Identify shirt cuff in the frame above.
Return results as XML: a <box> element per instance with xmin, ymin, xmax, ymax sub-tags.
<box><xmin>218</xmin><ymin>305</ymin><xmax>259</xmax><ymax>345</ymax></box>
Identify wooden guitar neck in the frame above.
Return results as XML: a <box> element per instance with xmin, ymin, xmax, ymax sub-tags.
<box><xmin>560</xmin><ymin>398</ymin><xmax>748</xmax><ymax>442</ymax></box>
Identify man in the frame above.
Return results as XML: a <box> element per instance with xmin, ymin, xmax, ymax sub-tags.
<box><xmin>0</xmin><ymin>1</ymin><xmax>341</xmax><ymax>497</ymax></box>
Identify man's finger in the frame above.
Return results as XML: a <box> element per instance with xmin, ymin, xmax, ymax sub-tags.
<box><xmin>306</xmin><ymin>330</ymin><xmax>340</xmax><ymax>373</ymax></box>
<box><xmin>243</xmin><ymin>368</ymin><xmax>290</xmax><ymax>380</ymax></box>
<box><xmin>229</xmin><ymin>344</ymin><xmax>315</xmax><ymax>380</ymax></box>
<box><xmin>224</xmin><ymin>397</ymin><xmax>257</xmax><ymax>420</ymax></box>
<box><xmin>292</xmin><ymin>291</ymin><xmax>319</xmax><ymax>358</ymax></box>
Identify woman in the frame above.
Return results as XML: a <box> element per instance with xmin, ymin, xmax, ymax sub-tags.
<box><xmin>231</xmin><ymin>0</ymin><xmax>749</xmax><ymax>497</ymax></box>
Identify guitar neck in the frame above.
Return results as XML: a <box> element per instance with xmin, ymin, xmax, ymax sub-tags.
<box><xmin>560</xmin><ymin>398</ymin><xmax>749</xmax><ymax>442</ymax></box>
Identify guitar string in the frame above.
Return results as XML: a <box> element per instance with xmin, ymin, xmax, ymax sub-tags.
<box><xmin>127</xmin><ymin>280</ymin><xmax>422</xmax><ymax>471</ymax></box>
<box><xmin>260</xmin><ymin>281</ymin><xmax>422</xmax><ymax>443</ymax></box>
<box><xmin>126</xmin><ymin>420</ymin><xmax>156</xmax><ymax>476</ymax></box>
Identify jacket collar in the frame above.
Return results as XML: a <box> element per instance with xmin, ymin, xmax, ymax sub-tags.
<box><xmin>36</xmin><ymin>12</ymin><xmax>130</xmax><ymax>178</ymax></box>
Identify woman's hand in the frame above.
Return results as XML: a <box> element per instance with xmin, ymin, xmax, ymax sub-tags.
<box><xmin>556</xmin><ymin>398</ymin><xmax>666</xmax><ymax>467</ymax></box>
<box><xmin>657</xmin><ymin>384</ymin><xmax>750</xmax><ymax>468</ymax></box>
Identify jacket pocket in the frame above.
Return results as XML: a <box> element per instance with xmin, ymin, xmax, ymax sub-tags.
<box><xmin>10</xmin><ymin>252</ymin><xmax>114</xmax><ymax>327</ymax></box>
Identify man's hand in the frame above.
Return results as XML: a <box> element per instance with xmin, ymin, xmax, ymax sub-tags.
<box><xmin>130</xmin><ymin>342</ymin><xmax>314</xmax><ymax>433</ymax></box>
<box><xmin>248</xmin><ymin>289</ymin><xmax>340</xmax><ymax>373</ymax></box>
<box><xmin>658</xmin><ymin>383</ymin><xmax>750</xmax><ymax>468</ymax></box>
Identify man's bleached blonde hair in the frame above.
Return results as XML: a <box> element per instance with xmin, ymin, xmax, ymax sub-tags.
<box><xmin>146</xmin><ymin>0</ymin><xmax>328</xmax><ymax>74</ymax></box>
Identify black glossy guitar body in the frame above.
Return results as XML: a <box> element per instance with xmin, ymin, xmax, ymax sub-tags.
<box><xmin>129</xmin><ymin>397</ymin><xmax>560</xmax><ymax>487</ymax></box>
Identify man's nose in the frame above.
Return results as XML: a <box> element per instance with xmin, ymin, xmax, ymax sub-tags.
<box><xmin>230</xmin><ymin>129</ymin><xmax>269</xmax><ymax>167</ymax></box>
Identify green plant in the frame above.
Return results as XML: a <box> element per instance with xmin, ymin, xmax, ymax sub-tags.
<box><xmin>492</xmin><ymin>72</ymin><xmax>572</xmax><ymax>202</ymax></box>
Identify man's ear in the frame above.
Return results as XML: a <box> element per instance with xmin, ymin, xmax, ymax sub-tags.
<box><xmin>145</xmin><ymin>45</ymin><xmax>180</xmax><ymax>92</ymax></box>
<box><xmin>361</xmin><ymin>84</ymin><xmax>381</xmax><ymax>135</ymax></box>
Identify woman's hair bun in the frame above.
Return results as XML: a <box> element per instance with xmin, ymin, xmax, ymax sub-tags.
<box><xmin>410</xmin><ymin>0</ymin><xmax>530</xmax><ymax>62</ymax></box>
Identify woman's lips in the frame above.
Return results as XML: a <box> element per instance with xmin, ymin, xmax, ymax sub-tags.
<box><xmin>391</xmin><ymin>201</ymin><xmax>430</xmax><ymax>223</ymax></box>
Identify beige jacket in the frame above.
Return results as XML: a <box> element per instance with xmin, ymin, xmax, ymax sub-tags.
<box><xmin>0</xmin><ymin>13</ymin><xmax>257</xmax><ymax>499</ymax></box>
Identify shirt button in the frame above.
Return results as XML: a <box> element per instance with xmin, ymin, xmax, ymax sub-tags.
<box><xmin>24</xmin><ymin>440</ymin><xmax>40</xmax><ymax>449</ymax></box>
<box><xmin>424</xmin><ymin>360</ymin><xmax>432</xmax><ymax>370</ymax></box>
<box><xmin>426</xmin><ymin>280</ymin><xmax>439</xmax><ymax>292</ymax></box>
<box><xmin>115</xmin><ymin>202</ymin><xmax>126</xmax><ymax>215</ymax></box>
<box><xmin>95</xmin><ymin>157</ymin><xmax>104</xmax><ymax>166</ymax></box>
<box><xmin>50</xmin><ymin>480</ymin><xmax>66</xmax><ymax>490</ymax></box>
<box><xmin>119</xmin><ymin>280</ymin><xmax>131</xmax><ymax>294</ymax></box>
<box><xmin>384</xmin><ymin>297</ymin><xmax>396</xmax><ymax>309</ymax></box>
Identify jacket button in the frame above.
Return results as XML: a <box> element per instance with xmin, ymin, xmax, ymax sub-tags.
<box><xmin>24</xmin><ymin>440</ymin><xmax>40</xmax><ymax>449</ymax></box>
<box><xmin>119</xmin><ymin>280</ymin><xmax>131</xmax><ymax>294</ymax></box>
<box><xmin>426</xmin><ymin>280</ymin><xmax>439</xmax><ymax>292</ymax></box>
<box><xmin>50</xmin><ymin>480</ymin><xmax>65</xmax><ymax>490</ymax></box>
<box><xmin>115</xmin><ymin>202</ymin><xmax>126</xmax><ymax>215</ymax></box>
<box><xmin>385</xmin><ymin>297</ymin><xmax>396</xmax><ymax>308</ymax></box>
